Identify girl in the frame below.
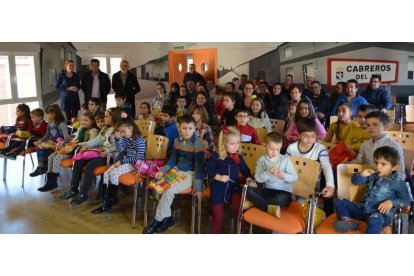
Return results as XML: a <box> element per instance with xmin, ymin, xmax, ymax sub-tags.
<box><xmin>59</xmin><ymin>107</ymin><xmax>122</xmax><ymax>203</ymax></box>
<box><xmin>285</xmin><ymin>99</ymin><xmax>298</xmax><ymax>131</ymax></box>
<box><xmin>179</xmin><ymin>85</ymin><xmax>191</xmax><ymax>108</ymax></box>
<box><xmin>268</xmin><ymin>82</ymin><xmax>288</xmax><ymax>120</ymax></box>
<box><xmin>324</xmin><ymin>101</ymin><xmax>370</xmax><ymax>152</ymax></box>
<box><xmin>92</xmin><ymin>113</ymin><xmax>146</xmax><ymax>214</ymax></box>
<box><xmin>191</xmin><ymin>91</ymin><xmax>214</xmax><ymax>126</ymax></box>
<box><xmin>206</xmin><ymin>127</ymin><xmax>252</xmax><ymax>234</ymax></box>
<box><xmin>40</xmin><ymin>112</ymin><xmax>99</xmax><ymax>192</ymax></box>
<box><xmin>137</xmin><ymin>102</ymin><xmax>154</xmax><ymax>121</ymax></box>
<box><xmin>33</xmin><ymin>104</ymin><xmax>69</xmax><ymax>187</ymax></box>
<box><xmin>248</xmin><ymin>97</ymin><xmax>272</xmax><ymax>132</ymax></box>
<box><xmin>285</xmin><ymin>98</ymin><xmax>327</xmax><ymax>142</ymax></box>
<box><xmin>0</xmin><ymin>103</ymin><xmax>33</xmax><ymax>159</ymax></box>
<box><xmin>190</xmin><ymin>105</ymin><xmax>215</xmax><ymax>157</ymax></box>
<box><xmin>221</xmin><ymin>92</ymin><xmax>237</xmax><ymax>126</ymax></box>
<box><xmin>168</xmin><ymin>82</ymin><xmax>180</xmax><ymax>107</ymax></box>
<box><xmin>56</xmin><ymin>60</ymin><xmax>81</xmax><ymax>124</ymax></box>
<box><xmin>152</xmin><ymin>82</ymin><xmax>169</xmax><ymax>111</ymax></box>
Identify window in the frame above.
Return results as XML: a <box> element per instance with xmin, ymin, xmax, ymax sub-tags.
<box><xmin>284</xmin><ymin>47</ymin><xmax>293</xmax><ymax>58</ymax></box>
<box><xmin>407</xmin><ymin>56</ymin><xmax>414</xmax><ymax>80</ymax></box>
<box><xmin>0</xmin><ymin>55</ymin><xmax>12</xmax><ymax>100</ymax></box>
<box><xmin>93</xmin><ymin>56</ymin><xmax>123</xmax><ymax>79</ymax></box>
<box><xmin>15</xmin><ymin>56</ymin><xmax>37</xmax><ymax>98</ymax></box>
<box><xmin>303</xmin><ymin>63</ymin><xmax>315</xmax><ymax>84</ymax></box>
<box><xmin>286</xmin><ymin>67</ymin><xmax>294</xmax><ymax>78</ymax></box>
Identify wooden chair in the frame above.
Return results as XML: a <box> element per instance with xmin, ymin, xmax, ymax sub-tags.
<box><xmin>135</xmin><ymin>120</ymin><xmax>156</xmax><ymax>140</ymax></box>
<box><xmin>118</xmin><ymin>135</ymin><xmax>169</xmax><ymax>229</ymax></box>
<box><xmin>330</xmin><ymin>116</ymin><xmax>338</xmax><ymax>124</ymax></box>
<box><xmin>406</xmin><ymin>105</ymin><xmax>414</xmax><ymax>123</ymax></box>
<box><xmin>237</xmin><ymin>156</ymin><xmax>321</xmax><ymax>234</ymax></box>
<box><xmin>255</xmin><ymin>128</ymin><xmax>267</xmax><ymax>145</ymax></box>
<box><xmin>315</xmin><ymin>164</ymin><xmax>393</xmax><ymax>234</ymax></box>
<box><xmin>269</xmin><ymin>119</ymin><xmax>285</xmax><ymax>134</ymax></box>
<box><xmin>386</xmin><ymin>131</ymin><xmax>414</xmax><ymax>151</ymax></box>
<box><xmin>240</xmin><ymin>143</ymin><xmax>266</xmax><ymax>174</ymax></box>
<box><xmin>320</xmin><ymin>141</ymin><xmax>336</xmax><ymax>152</ymax></box>
<box><xmin>387</xmin><ymin>109</ymin><xmax>396</xmax><ymax>124</ymax></box>
<box><xmin>409</xmin><ymin>96</ymin><xmax>414</xmax><ymax>106</ymax></box>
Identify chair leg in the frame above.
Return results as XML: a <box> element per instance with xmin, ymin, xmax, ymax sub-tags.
<box><xmin>131</xmin><ymin>183</ymin><xmax>138</xmax><ymax>229</ymax></box>
<box><xmin>143</xmin><ymin>180</ymin><xmax>149</xmax><ymax>227</ymax></box>
<box><xmin>197</xmin><ymin>197</ymin><xmax>201</xmax><ymax>234</ymax></box>
<box><xmin>3</xmin><ymin>158</ymin><xmax>7</xmax><ymax>181</ymax></box>
<box><xmin>29</xmin><ymin>153</ymin><xmax>34</xmax><ymax>167</ymax></box>
<box><xmin>191</xmin><ymin>192</ymin><xmax>196</xmax><ymax>234</ymax></box>
<box><xmin>249</xmin><ymin>223</ymin><xmax>253</xmax><ymax>234</ymax></box>
<box><xmin>22</xmin><ymin>154</ymin><xmax>26</xmax><ymax>188</ymax></box>
<box><xmin>237</xmin><ymin>184</ymin><xmax>248</xmax><ymax>234</ymax></box>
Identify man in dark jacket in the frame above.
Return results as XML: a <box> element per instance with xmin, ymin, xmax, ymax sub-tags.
<box><xmin>183</xmin><ymin>64</ymin><xmax>205</xmax><ymax>86</ymax></box>
<box><xmin>310</xmin><ymin>81</ymin><xmax>332</xmax><ymax>127</ymax></box>
<box><xmin>360</xmin><ymin>74</ymin><xmax>392</xmax><ymax>113</ymax></box>
<box><xmin>81</xmin><ymin>59</ymin><xmax>111</xmax><ymax>111</ymax></box>
<box><xmin>112</xmin><ymin>60</ymin><xmax>141</xmax><ymax>117</ymax></box>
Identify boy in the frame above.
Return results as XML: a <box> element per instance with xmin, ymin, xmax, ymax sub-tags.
<box><xmin>175</xmin><ymin>96</ymin><xmax>188</xmax><ymax>120</ymax></box>
<box><xmin>355</xmin><ymin>104</ymin><xmax>376</xmax><ymax>129</ymax></box>
<box><xmin>143</xmin><ymin>115</ymin><xmax>206</xmax><ymax>234</ymax></box>
<box><xmin>247</xmin><ymin>132</ymin><xmax>298</xmax><ymax>217</ymax></box>
<box><xmin>88</xmin><ymin>97</ymin><xmax>103</xmax><ymax>115</ymax></box>
<box><xmin>334</xmin><ymin>146</ymin><xmax>410</xmax><ymax>234</ymax></box>
<box><xmin>94</xmin><ymin>112</ymin><xmax>106</xmax><ymax>130</ymax></box>
<box><xmin>352</xmin><ymin>111</ymin><xmax>405</xmax><ymax>178</ymax></box>
<box><xmin>286</xmin><ymin>118</ymin><xmax>335</xmax><ymax>212</ymax></box>
<box><xmin>115</xmin><ymin>92</ymin><xmax>133</xmax><ymax>117</ymax></box>
<box><xmin>234</xmin><ymin>107</ymin><xmax>260</xmax><ymax>145</ymax></box>
<box><xmin>159</xmin><ymin>105</ymin><xmax>179</xmax><ymax>151</ymax></box>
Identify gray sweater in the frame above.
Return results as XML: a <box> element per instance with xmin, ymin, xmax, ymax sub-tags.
<box><xmin>254</xmin><ymin>154</ymin><xmax>298</xmax><ymax>193</ymax></box>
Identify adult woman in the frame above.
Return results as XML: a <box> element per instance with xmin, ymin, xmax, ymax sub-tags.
<box><xmin>191</xmin><ymin>91</ymin><xmax>214</xmax><ymax>125</ymax></box>
<box><xmin>151</xmin><ymin>82</ymin><xmax>169</xmax><ymax>111</ymax></box>
<box><xmin>242</xmin><ymin>81</ymin><xmax>256</xmax><ymax>108</ymax></box>
<box><xmin>168</xmin><ymin>82</ymin><xmax>180</xmax><ymax>107</ymax></box>
<box><xmin>56</xmin><ymin>60</ymin><xmax>81</xmax><ymax>124</ymax></box>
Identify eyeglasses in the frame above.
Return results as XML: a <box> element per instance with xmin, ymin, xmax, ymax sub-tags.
<box><xmin>237</xmin><ymin>115</ymin><xmax>249</xmax><ymax>118</ymax></box>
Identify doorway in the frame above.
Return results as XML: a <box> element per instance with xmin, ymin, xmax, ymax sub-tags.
<box><xmin>168</xmin><ymin>48</ymin><xmax>217</xmax><ymax>85</ymax></box>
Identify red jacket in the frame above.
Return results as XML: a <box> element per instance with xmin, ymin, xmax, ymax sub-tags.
<box><xmin>32</xmin><ymin>120</ymin><xmax>48</xmax><ymax>138</ymax></box>
<box><xmin>235</xmin><ymin>124</ymin><xmax>260</xmax><ymax>145</ymax></box>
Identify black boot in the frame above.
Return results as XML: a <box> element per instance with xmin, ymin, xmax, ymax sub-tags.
<box><xmin>38</xmin><ymin>172</ymin><xmax>58</xmax><ymax>192</ymax></box>
<box><xmin>91</xmin><ymin>184</ymin><xmax>118</xmax><ymax>214</ymax></box>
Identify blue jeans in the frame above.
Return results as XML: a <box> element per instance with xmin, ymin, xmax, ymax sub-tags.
<box><xmin>335</xmin><ymin>199</ymin><xmax>392</xmax><ymax>234</ymax></box>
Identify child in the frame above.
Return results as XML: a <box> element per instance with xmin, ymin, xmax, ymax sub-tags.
<box><xmin>213</xmin><ymin>88</ymin><xmax>225</xmax><ymax>121</ymax></box>
<box><xmin>221</xmin><ymin>92</ymin><xmax>237</xmax><ymax>126</ymax></box>
<box><xmin>206</xmin><ymin>126</ymin><xmax>253</xmax><ymax>234</ymax></box>
<box><xmin>234</xmin><ymin>107</ymin><xmax>260</xmax><ymax>145</ymax></box>
<box><xmin>88</xmin><ymin>97</ymin><xmax>103</xmax><ymax>115</ymax></box>
<box><xmin>176</xmin><ymin>96</ymin><xmax>189</xmax><ymax>120</ymax></box>
<box><xmin>285</xmin><ymin>98</ymin><xmax>327</xmax><ymax>143</ymax></box>
<box><xmin>59</xmin><ymin>107</ymin><xmax>122</xmax><ymax>203</ymax></box>
<box><xmin>71</xmin><ymin>103</ymin><xmax>89</xmax><ymax>130</ymax></box>
<box><xmin>247</xmin><ymin>132</ymin><xmax>298</xmax><ymax>217</ymax></box>
<box><xmin>94</xmin><ymin>112</ymin><xmax>106</xmax><ymax>130</ymax></box>
<box><xmin>356</xmin><ymin>104</ymin><xmax>376</xmax><ymax>129</ymax></box>
<box><xmin>352</xmin><ymin>111</ymin><xmax>405</xmax><ymax>178</ymax></box>
<box><xmin>143</xmin><ymin>115</ymin><xmax>206</xmax><ymax>234</ymax></box>
<box><xmin>324</xmin><ymin>101</ymin><xmax>370</xmax><ymax>152</ymax></box>
<box><xmin>268</xmin><ymin>82</ymin><xmax>288</xmax><ymax>120</ymax></box>
<box><xmin>92</xmin><ymin>113</ymin><xmax>146</xmax><ymax>214</ymax></box>
<box><xmin>285</xmin><ymin>99</ymin><xmax>298</xmax><ymax>131</ymax></box>
<box><xmin>0</xmin><ymin>103</ymin><xmax>33</xmax><ymax>159</ymax></box>
<box><xmin>115</xmin><ymin>92</ymin><xmax>133</xmax><ymax>117</ymax></box>
<box><xmin>286</xmin><ymin>118</ymin><xmax>335</xmax><ymax>213</ymax></box>
<box><xmin>32</xmin><ymin>104</ymin><xmax>69</xmax><ymax>183</ymax></box>
<box><xmin>39</xmin><ymin>112</ymin><xmax>99</xmax><ymax>192</ymax></box>
<box><xmin>159</xmin><ymin>105</ymin><xmax>179</xmax><ymax>152</ymax></box>
<box><xmin>190</xmin><ymin>105</ymin><xmax>215</xmax><ymax>156</ymax></box>
<box><xmin>30</xmin><ymin>108</ymin><xmax>48</xmax><ymax>139</ymax></box>
<box><xmin>137</xmin><ymin>102</ymin><xmax>154</xmax><ymax>121</ymax></box>
<box><xmin>248</xmin><ymin>97</ymin><xmax>272</xmax><ymax>132</ymax></box>
<box><xmin>334</xmin><ymin>146</ymin><xmax>410</xmax><ymax>234</ymax></box>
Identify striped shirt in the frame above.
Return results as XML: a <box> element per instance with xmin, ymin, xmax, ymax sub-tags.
<box><xmin>115</xmin><ymin>135</ymin><xmax>146</xmax><ymax>165</ymax></box>
<box><xmin>286</xmin><ymin>141</ymin><xmax>335</xmax><ymax>188</ymax></box>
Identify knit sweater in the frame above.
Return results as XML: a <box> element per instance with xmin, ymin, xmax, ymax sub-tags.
<box><xmin>360</xmin><ymin>87</ymin><xmax>392</xmax><ymax>110</ymax></box>
<box><xmin>115</xmin><ymin>135</ymin><xmax>146</xmax><ymax>165</ymax></box>
<box><xmin>324</xmin><ymin>120</ymin><xmax>370</xmax><ymax>151</ymax></box>
<box><xmin>286</xmin><ymin>142</ymin><xmax>335</xmax><ymax>188</ymax></box>
<box><xmin>160</xmin><ymin>133</ymin><xmax>206</xmax><ymax>192</ymax></box>
<box><xmin>254</xmin><ymin>154</ymin><xmax>298</xmax><ymax>193</ymax></box>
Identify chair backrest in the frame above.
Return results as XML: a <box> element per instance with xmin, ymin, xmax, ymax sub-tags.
<box><xmin>337</xmin><ymin>164</ymin><xmax>374</xmax><ymax>203</ymax></box>
<box><xmin>289</xmin><ymin>156</ymin><xmax>320</xmax><ymax>198</ymax></box>
<box><xmin>403</xmin><ymin>149</ymin><xmax>414</xmax><ymax>176</ymax></box>
<box><xmin>269</xmin><ymin>119</ymin><xmax>285</xmax><ymax>134</ymax></box>
<box><xmin>135</xmin><ymin>120</ymin><xmax>156</xmax><ymax>139</ymax></box>
<box><xmin>330</xmin><ymin>116</ymin><xmax>338</xmax><ymax>124</ymax></box>
<box><xmin>387</xmin><ymin>109</ymin><xmax>396</xmax><ymax>124</ymax></box>
<box><xmin>406</xmin><ymin>105</ymin><xmax>414</xmax><ymax>123</ymax></box>
<box><xmin>241</xmin><ymin>143</ymin><xmax>266</xmax><ymax>174</ymax></box>
<box><xmin>151</xmin><ymin>108</ymin><xmax>160</xmax><ymax>116</ymax></box>
<box><xmin>146</xmin><ymin>135</ymin><xmax>169</xmax><ymax>159</ymax></box>
<box><xmin>409</xmin><ymin>96</ymin><xmax>414</xmax><ymax>105</ymax></box>
<box><xmin>320</xmin><ymin>141</ymin><xmax>336</xmax><ymax>152</ymax></box>
<box><xmin>255</xmin><ymin>127</ymin><xmax>267</xmax><ymax>145</ymax></box>
<box><xmin>386</xmin><ymin>131</ymin><xmax>414</xmax><ymax>151</ymax></box>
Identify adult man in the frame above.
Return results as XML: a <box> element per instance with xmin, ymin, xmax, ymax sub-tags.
<box><xmin>111</xmin><ymin>60</ymin><xmax>141</xmax><ymax>117</ymax></box>
<box><xmin>183</xmin><ymin>64</ymin><xmax>205</xmax><ymax>86</ymax></box>
<box><xmin>360</xmin><ymin>74</ymin><xmax>392</xmax><ymax>113</ymax></box>
<box><xmin>302</xmin><ymin>75</ymin><xmax>315</xmax><ymax>99</ymax></box>
<box><xmin>282</xmin><ymin>74</ymin><xmax>294</xmax><ymax>95</ymax></box>
<box><xmin>81</xmin><ymin>59</ymin><xmax>111</xmax><ymax>111</ymax></box>
<box><xmin>310</xmin><ymin>81</ymin><xmax>331</xmax><ymax>125</ymax></box>
<box><xmin>331</xmin><ymin>79</ymin><xmax>368</xmax><ymax>116</ymax></box>
<box><xmin>240</xmin><ymin>74</ymin><xmax>248</xmax><ymax>91</ymax></box>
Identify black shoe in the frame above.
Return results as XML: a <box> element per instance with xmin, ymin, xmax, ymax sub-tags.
<box><xmin>71</xmin><ymin>194</ymin><xmax>88</xmax><ymax>205</ymax></box>
<box><xmin>143</xmin><ymin>220</ymin><xmax>163</xmax><ymax>234</ymax></box>
<box><xmin>4</xmin><ymin>153</ymin><xmax>16</xmax><ymax>160</ymax></box>
<box><xmin>59</xmin><ymin>190</ymin><xmax>79</xmax><ymax>200</ymax></box>
<box><xmin>155</xmin><ymin>216</ymin><xmax>175</xmax><ymax>233</ymax></box>
<box><xmin>91</xmin><ymin>203</ymin><xmax>112</xmax><ymax>214</ymax></box>
<box><xmin>30</xmin><ymin>167</ymin><xmax>47</xmax><ymax>177</ymax></box>
<box><xmin>37</xmin><ymin>181</ymin><xmax>58</xmax><ymax>192</ymax></box>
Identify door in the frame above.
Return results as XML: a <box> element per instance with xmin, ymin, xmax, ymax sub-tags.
<box><xmin>168</xmin><ymin>48</ymin><xmax>217</xmax><ymax>85</ymax></box>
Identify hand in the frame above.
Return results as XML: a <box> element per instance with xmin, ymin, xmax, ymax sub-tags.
<box><xmin>317</xmin><ymin>112</ymin><xmax>325</xmax><ymax>119</ymax></box>
<box><xmin>196</xmin><ymin>191</ymin><xmax>203</xmax><ymax>200</ymax></box>
<box><xmin>288</xmin><ymin>135</ymin><xmax>299</xmax><ymax>141</ymax></box>
<box><xmin>275</xmin><ymin>171</ymin><xmax>284</xmax><ymax>179</ymax></box>
<box><xmin>246</xmin><ymin>177</ymin><xmax>252</xmax><ymax>182</ymax></box>
<box><xmin>114</xmin><ymin>131</ymin><xmax>122</xmax><ymax>139</ymax></box>
<box><xmin>378</xmin><ymin>200</ymin><xmax>393</xmax><ymax>214</ymax></box>
<box><xmin>154</xmin><ymin>171</ymin><xmax>164</xmax><ymax>179</ymax></box>
<box><xmin>215</xmin><ymin>174</ymin><xmax>229</xmax><ymax>182</ymax></box>
<box><xmin>322</xmin><ymin>186</ymin><xmax>335</xmax><ymax>198</ymax></box>
<box><xmin>361</xmin><ymin>169</ymin><xmax>376</xmax><ymax>177</ymax></box>
<box><xmin>114</xmin><ymin>161</ymin><xmax>121</xmax><ymax>168</ymax></box>
<box><xmin>381</xmin><ymin>108</ymin><xmax>388</xmax><ymax>114</ymax></box>
<box><xmin>100</xmin><ymin>151</ymin><xmax>106</xmax><ymax>158</ymax></box>
<box><xmin>34</xmin><ymin>140</ymin><xmax>40</xmax><ymax>146</ymax></box>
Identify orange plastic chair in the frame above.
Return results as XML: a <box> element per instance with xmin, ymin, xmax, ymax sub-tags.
<box><xmin>315</xmin><ymin>164</ymin><xmax>392</xmax><ymax>234</ymax></box>
<box><xmin>237</xmin><ymin>156</ymin><xmax>321</xmax><ymax>234</ymax></box>
<box><xmin>269</xmin><ymin>119</ymin><xmax>285</xmax><ymax>134</ymax></box>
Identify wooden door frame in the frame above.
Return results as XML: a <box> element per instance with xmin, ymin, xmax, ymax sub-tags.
<box><xmin>168</xmin><ymin>48</ymin><xmax>217</xmax><ymax>85</ymax></box>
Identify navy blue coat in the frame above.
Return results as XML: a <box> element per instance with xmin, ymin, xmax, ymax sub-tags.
<box><xmin>56</xmin><ymin>71</ymin><xmax>81</xmax><ymax>112</ymax></box>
